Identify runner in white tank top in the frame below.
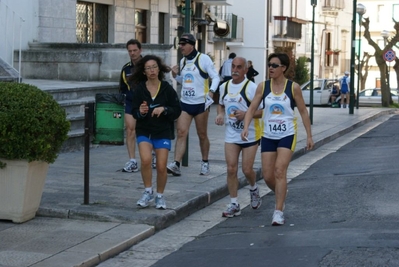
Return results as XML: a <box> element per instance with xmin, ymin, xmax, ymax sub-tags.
<box><xmin>215</xmin><ymin>57</ymin><xmax>263</xmax><ymax>218</ymax></box>
<box><xmin>241</xmin><ymin>52</ymin><xmax>314</xmax><ymax>226</ymax></box>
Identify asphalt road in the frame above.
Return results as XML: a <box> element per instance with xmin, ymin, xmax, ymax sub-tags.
<box><xmin>148</xmin><ymin>114</ymin><xmax>399</xmax><ymax>267</ymax></box>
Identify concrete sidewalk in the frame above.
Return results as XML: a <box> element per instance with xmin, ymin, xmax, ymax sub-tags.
<box><xmin>0</xmin><ymin>103</ymin><xmax>396</xmax><ymax>267</ymax></box>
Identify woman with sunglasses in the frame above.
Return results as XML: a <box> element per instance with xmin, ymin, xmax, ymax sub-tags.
<box><xmin>130</xmin><ymin>55</ymin><xmax>182</xmax><ymax>210</ymax></box>
<box><xmin>241</xmin><ymin>52</ymin><xmax>314</xmax><ymax>226</ymax></box>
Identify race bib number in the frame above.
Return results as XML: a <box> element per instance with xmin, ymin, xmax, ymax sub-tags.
<box><xmin>182</xmin><ymin>89</ymin><xmax>196</xmax><ymax>97</ymax></box>
<box><xmin>267</xmin><ymin>120</ymin><xmax>286</xmax><ymax>135</ymax></box>
<box><xmin>229</xmin><ymin>120</ymin><xmax>244</xmax><ymax>131</ymax></box>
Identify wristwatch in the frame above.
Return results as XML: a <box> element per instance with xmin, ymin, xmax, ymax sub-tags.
<box><xmin>209</xmin><ymin>89</ymin><xmax>216</xmax><ymax>93</ymax></box>
<box><xmin>163</xmin><ymin>107</ymin><xmax>168</xmax><ymax>115</ymax></box>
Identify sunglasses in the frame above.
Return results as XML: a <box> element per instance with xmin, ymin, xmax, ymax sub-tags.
<box><xmin>144</xmin><ymin>65</ymin><xmax>158</xmax><ymax>71</ymax></box>
<box><xmin>268</xmin><ymin>63</ymin><xmax>284</xmax><ymax>68</ymax></box>
<box><xmin>178</xmin><ymin>43</ymin><xmax>188</xmax><ymax>46</ymax></box>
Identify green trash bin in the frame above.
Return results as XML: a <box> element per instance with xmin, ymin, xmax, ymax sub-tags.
<box><xmin>93</xmin><ymin>93</ymin><xmax>125</xmax><ymax>145</ymax></box>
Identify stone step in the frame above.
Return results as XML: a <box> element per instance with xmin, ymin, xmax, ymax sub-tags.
<box><xmin>43</xmin><ymin>84</ymin><xmax>119</xmax><ymax>101</ymax></box>
<box><xmin>58</xmin><ymin>97</ymin><xmax>95</xmax><ymax>114</ymax></box>
<box><xmin>28</xmin><ymin>80</ymin><xmax>124</xmax><ymax>152</ymax></box>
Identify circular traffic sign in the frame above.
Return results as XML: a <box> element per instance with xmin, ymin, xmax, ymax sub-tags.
<box><xmin>383</xmin><ymin>49</ymin><xmax>396</xmax><ymax>62</ymax></box>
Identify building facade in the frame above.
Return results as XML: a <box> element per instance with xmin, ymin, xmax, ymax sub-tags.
<box><xmin>5</xmin><ymin>0</ymin><xmax>393</xmax><ymax>91</ymax></box>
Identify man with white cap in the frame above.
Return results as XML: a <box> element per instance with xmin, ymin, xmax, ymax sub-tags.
<box><xmin>168</xmin><ymin>33</ymin><xmax>220</xmax><ymax>176</ymax></box>
<box><xmin>340</xmin><ymin>71</ymin><xmax>350</xmax><ymax>108</ymax></box>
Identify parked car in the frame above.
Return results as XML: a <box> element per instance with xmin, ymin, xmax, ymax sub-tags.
<box><xmin>336</xmin><ymin>88</ymin><xmax>399</xmax><ymax>106</ymax></box>
<box><xmin>300</xmin><ymin>79</ymin><xmax>338</xmax><ymax>105</ymax></box>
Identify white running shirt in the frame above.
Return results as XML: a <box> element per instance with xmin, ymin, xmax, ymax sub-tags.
<box><xmin>219</xmin><ymin>79</ymin><xmax>262</xmax><ymax>144</ymax></box>
<box><xmin>176</xmin><ymin>53</ymin><xmax>219</xmax><ymax>105</ymax></box>
<box><xmin>262</xmin><ymin>79</ymin><xmax>297</xmax><ymax>139</ymax></box>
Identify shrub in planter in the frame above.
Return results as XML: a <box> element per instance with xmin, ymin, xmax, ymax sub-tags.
<box><xmin>0</xmin><ymin>82</ymin><xmax>70</xmax><ymax>168</ymax></box>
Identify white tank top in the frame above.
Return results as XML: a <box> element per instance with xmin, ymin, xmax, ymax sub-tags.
<box><xmin>219</xmin><ymin>79</ymin><xmax>262</xmax><ymax>144</ymax></box>
<box><xmin>180</xmin><ymin>53</ymin><xmax>209</xmax><ymax>105</ymax></box>
<box><xmin>262</xmin><ymin>79</ymin><xmax>297</xmax><ymax>139</ymax></box>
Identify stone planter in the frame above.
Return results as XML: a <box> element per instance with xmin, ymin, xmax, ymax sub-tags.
<box><xmin>0</xmin><ymin>159</ymin><xmax>49</xmax><ymax>223</ymax></box>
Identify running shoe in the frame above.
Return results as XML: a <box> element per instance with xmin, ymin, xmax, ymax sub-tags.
<box><xmin>151</xmin><ymin>152</ymin><xmax>156</xmax><ymax>169</ymax></box>
<box><xmin>250</xmin><ymin>187</ymin><xmax>262</xmax><ymax>209</ymax></box>
<box><xmin>200</xmin><ymin>161</ymin><xmax>210</xmax><ymax>176</ymax></box>
<box><xmin>271</xmin><ymin>210</ymin><xmax>285</xmax><ymax>226</ymax></box>
<box><xmin>137</xmin><ymin>191</ymin><xmax>154</xmax><ymax>208</ymax></box>
<box><xmin>155</xmin><ymin>195</ymin><xmax>166</xmax><ymax>209</ymax></box>
<box><xmin>222</xmin><ymin>203</ymin><xmax>241</xmax><ymax>218</ymax></box>
<box><xmin>167</xmin><ymin>161</ymin><xmax>181</xmax><ymax>176</ymax></box>
<box><xmin>123</xmin><ymin>160</ymin><xmax>139</xmax><ymax>173</ymax></box>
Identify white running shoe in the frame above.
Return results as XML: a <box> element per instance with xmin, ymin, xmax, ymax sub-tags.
<box><xmin>155</xmin><ymin>195</ymin><xmax>166</xmax><ymax>209</ymax></box>
<box><xmin>137</xmin><ymin>191</ymin><xmax>154</xmax><ymax>208</ymax></box>
<box><xmin>250</xmin><ymin>187</ymin><xmax>262</xmax><ymax>209</ymax></box>
<box><xmin>222</xmin><ymin>203</ymin><xmax>241</xmax><ymax>218</ymax></box>
<box><xmin>200</xmin><ymin>161</ymin><xmax>210</xmax><ymax>176</ymax></box>
<box><xmin>167</xmin><ymin>161</ymin><xmax>181</xmax><ymax>176</ymax></box>
<box><xmin>271</xmin><ymin>210</ymin><xmax>285</xmax><ymax>226</ymax></box>
<box><xmin>123</xmin><ymin>160</ymin><xmax>138</xmax><ymax>173</ymax></box>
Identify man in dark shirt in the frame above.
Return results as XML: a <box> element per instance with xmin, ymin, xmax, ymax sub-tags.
<box><xmin>120</xmin><ymin>39</ymin><xmax>142</xmax><ymax>172</ymax></box>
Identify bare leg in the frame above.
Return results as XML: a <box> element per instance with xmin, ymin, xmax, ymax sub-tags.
<box><xmin>172</xmin><ymin>111</ymin><xmax>193</xmax><ymax>162</ymax></box>
<box><xmin>241</xmin><ymin>144</ymin><xmax>259</xmax><ymax>186</ymax></box>
<box><xmin>225</xmin><ymin>143</ymin><xmax>241</xmax><ymax>198</ymax></box>
<box><xmin>125</xmin><ymin>114</ymin><xmax>136</xmax><ymax>159</ymax></box>
<box><xmin>155</xmin><ymin>148</ymin><xmax>169</xmax><ymax>193</ymax></box>
<box><xmin>261</xmin><ymin>151</ymin><xmax>277</xmax><ymax>191</ymax></box>
<box><xmin>274</xmin><ymin>148</ymin><xmax>293</xmax><ymax>211</ymax></box>
<box><xmin>194</xmin><ymin>110</ymin><xmax>210</xmax><ymax>161</ymax></box>
<box><xmin>138</xmin><ymin>142</ymin><xmax>153</xmax><ymax>188</ymax></box>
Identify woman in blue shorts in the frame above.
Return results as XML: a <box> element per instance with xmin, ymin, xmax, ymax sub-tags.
<box><xmin>131</xmin><ymin>55</ymin><xmax>181</xmax><ymax>210</ymax></box>
<box><xmin>242</xmin><ymin>53</ymin><xmax>314</xmax><ymax>226</ymax></box>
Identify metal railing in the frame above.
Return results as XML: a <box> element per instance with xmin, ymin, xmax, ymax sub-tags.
<box><xmin>0</xmin><ymin>0</ymin><xmax>24</xmax><ymax>82</ymax></box>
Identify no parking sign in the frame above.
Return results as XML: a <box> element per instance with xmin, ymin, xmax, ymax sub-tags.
<box><xmin>383</xmin><ymin>49</ymin><xmax>396</xmax><ymax>62</ymax></box>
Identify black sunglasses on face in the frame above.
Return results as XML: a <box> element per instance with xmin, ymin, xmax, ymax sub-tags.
<box><xmin>268</xmin><ymin>63</ymin><xmax>284</xmax><ymax>68</ymax></box>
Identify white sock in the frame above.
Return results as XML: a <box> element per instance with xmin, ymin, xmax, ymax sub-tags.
<box><xmin>249</xmin><ymin>184</ymin><xmax>258</xmax><ymax>191</ymax></box>
<box><xmin>157</xmin><ymin>193</ymin><xmax>163</xmax><ymax>198</ymax></box>
<box><xmin>145</xmin><ymin>187</ymin><xmax>153</xmax><ymax>194</ymax></box>
<box><xmin>230</xmin><ymin>198</ymin><xmax>238</xmax><ymax>205</ymax></box>
<box><xmin>130</xmin><ymin>158</ymin><xmax>136</xmax><ymax>162</ymax></box>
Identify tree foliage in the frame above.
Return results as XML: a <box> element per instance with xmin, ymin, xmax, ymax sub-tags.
<box><xmin>294</xmin><ymin>56</ymin><xmax>310</xmax><ymax>85</ymax></box>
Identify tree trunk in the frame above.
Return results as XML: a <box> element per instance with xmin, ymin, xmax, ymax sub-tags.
<box><xmin>394</xmin><ymin>58</ymin><xmax>399</xmax><ymax>90</ymax></box>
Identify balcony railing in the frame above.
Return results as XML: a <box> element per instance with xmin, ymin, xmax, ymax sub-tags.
<box><xmin>0</xmin><ymin>0</ymin><xmax>24</xmax><ymax>82</ymax></box>
<box><xmin>210</xmin><ymin>13</ymin><xmax>244</xmax><ymax>42</ymax></box>
<box><xmin>273</xmin><ymin>16</ymin><xmax>306</xmax><ymax>40</ymax></box>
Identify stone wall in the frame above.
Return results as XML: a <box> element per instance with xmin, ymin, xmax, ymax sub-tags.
<box><xmin>15</xmin><ymin>43</ymin><xmax>173</xmax><ymax>81</ymax></box>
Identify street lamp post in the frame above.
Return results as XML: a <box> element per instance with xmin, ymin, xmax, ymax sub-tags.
<box><xmin>310</xmin><ymin>0</ymin><xmax>317</xmax><ymax>125</ymax></box>
<box><xmin>349</xmin><ymin>0</ymin><xmax>357</xmax><ymax>114</ymax></box>
<box><xmin>356</xmin><ymin>3</ymin><xmax>366</xmax><ymax>109</ymax></box>
<box><xmin>381</xmin><ymin>30</ymin><xmax>390</xmax><ymax>91</ymax></box>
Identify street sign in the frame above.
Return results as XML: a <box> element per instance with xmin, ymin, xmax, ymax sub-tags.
<box><xmin>383</xmin><ymin>49</ymin><xmax>396</xmax><ymax>62</ymax></box>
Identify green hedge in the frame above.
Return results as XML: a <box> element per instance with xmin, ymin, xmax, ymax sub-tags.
<box><xmin>0</xmin><ymin>82</ymin><xmax>70</xmax><ymax>168</ymax></box>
